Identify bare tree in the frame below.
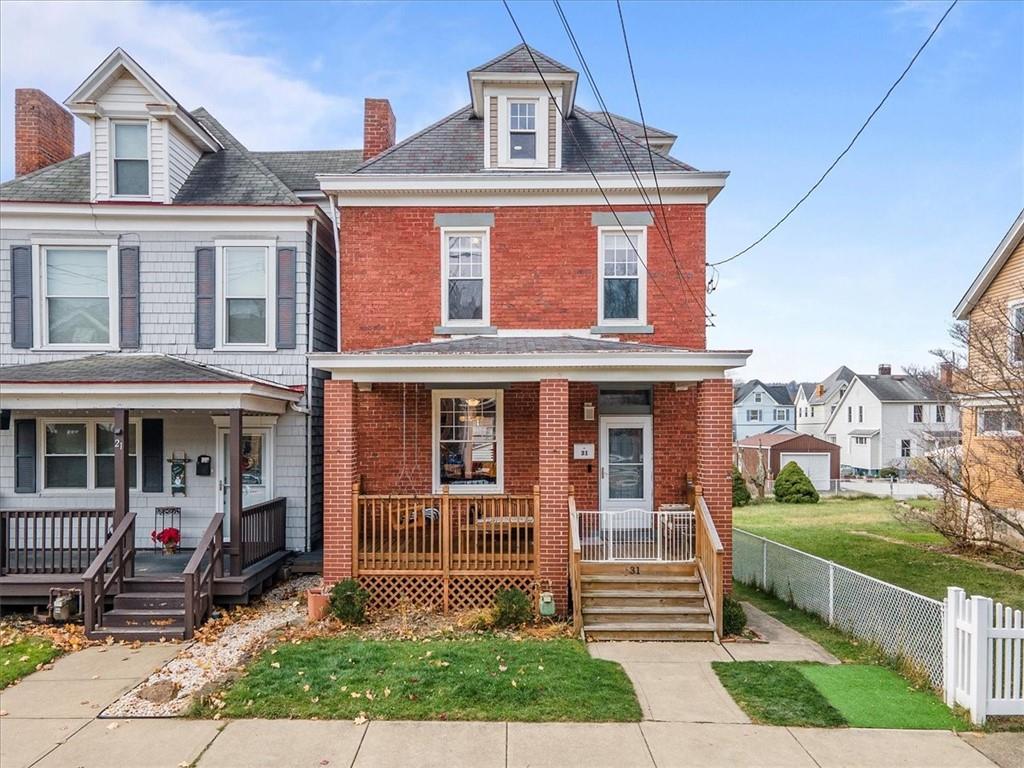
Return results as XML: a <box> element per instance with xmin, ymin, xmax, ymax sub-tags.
<box><xmin>906</xmin><ymin>287</ymin><xmax>1024</xmax><ymax>555</ymax></box>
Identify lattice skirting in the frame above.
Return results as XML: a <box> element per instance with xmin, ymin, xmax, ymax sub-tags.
<box><xmin>357</xmin><ymin>574</ymin><xmax>537</xmax><ymax>613</ymax></box>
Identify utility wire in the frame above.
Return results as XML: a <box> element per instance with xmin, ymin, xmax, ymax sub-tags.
<box><xmin>708</xmin><ymin>0</ymin><xmax>958</xmax><ymax>268</ymax></box>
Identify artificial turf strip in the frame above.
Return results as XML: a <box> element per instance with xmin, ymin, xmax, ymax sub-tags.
<box><xmin>0</xmin><ymin>637</ymin><xmax>60</xmax><ymax>689</ymax></box>
<box><xmin>200</xmin><ymin>636</ymin><xmax>642</xmax><ymax>722</ymax></box>
<box><xmin>711</xmin><ymin>661</ymin><xmax>845</xmax><ymax>727</ymax></box>
<box><xmin>798</xmin><ymin>664</ymin><xmax>968</xmax><ymax>731</ymax></box>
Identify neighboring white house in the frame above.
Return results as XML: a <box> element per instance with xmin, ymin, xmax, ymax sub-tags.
<box><xmin>733</xmin><ymin>380</ymin><xmax>795</xmax><ymax>441</ymax></box>
<box><xmin>823</xmin><ymin>365</ymin><xmax>961</xmax><ymax>476</ymax></box>
<box><xmin>794</xmin><ymin>365</ymin><xmax>855</xmax><ymax>438</ymax></box>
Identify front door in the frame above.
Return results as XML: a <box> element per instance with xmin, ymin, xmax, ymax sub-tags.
<box><xmin>217</xmin><ymin>428</ymin><xmax>272</xmax><ymax>538</ymax></box>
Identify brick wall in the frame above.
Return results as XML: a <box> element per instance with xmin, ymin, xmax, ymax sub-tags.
<box><xmin>15</xmin><ymin>89</ymin><xmax>73</xmax><ymax>176</ymax></box>
<box><xmin>338</xmin><ymin>204</ymin><xmax>707</xmax><ymax>350</ymax></box>
<box><xmin>323</xmin><ymin>379</ymin><xmax>357</xmax><ymax>583</ymax></box>
<box><xmin>538</xmin><ymin>379</ymin><xmax>570</xmax><ymax>612</ymax></box>
<box><xmin>653</xmin><ymin>383</ymin><xmax>699</xmax><ymax>508</ymax></box>
<box><xmin>697</xmin><ymin>378</ymin><xmax>734</xmax><ymax>592</ymax></box>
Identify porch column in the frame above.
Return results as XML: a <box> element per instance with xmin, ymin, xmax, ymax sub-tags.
<box><xmin>229</xmin><ymin>409</ymin><xmax>243</xmax><ymax>576</ymax></box>
<box><xmin>697</xmin><ymin>378</ymin><xmax>734</xmax><ymax>592</ymax></box>
<box><xmin>538</xmin><ymin>378</ymin><xmax>570</xmax><ymax>615</ymax></box>
<box><xmin>113</xmin><ymin>408</ymin><xmax>130</xmax><ymax>525</ymax></box>
<box><xmin>323</xmin><ymin>379</ymin><xmax>357</xmax><ymax>584</ymax></box>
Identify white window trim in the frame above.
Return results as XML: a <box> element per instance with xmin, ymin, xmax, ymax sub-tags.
<box><xmin>495</xmin><ymin>91</ymin><xmax>550</xmax><ymax>169</ymax></box>
<box><xmin>774</xmin><ymin>408</ymin><xmax>788</xmax><ymax>421</ymax></box>
<box><xmin>439</xmin><ymin>227</ymin><xmax>490</xmax><ymax>328</ymax></box>
<box><xmin>746</xmin><ymin>409</ymin><xmax>761</xmax><ymax>422</ymax></box>
<box><xmin>1009</xmin><ymin>298</ymin><xmax>1024</xmax><ymax>366</ymax></box>
<box><xmin>110</xmin><ymin>119</ymin><xmax>152</xmax><ymax>200</ymax></box>
<box><xmin>597</xmin><ymin>226</ymin><xmax>648</xmax><ymax>327</ymax></box>
<box><xmin>31</xmin><ymin>238</ymin><xmax>120</xmax><ymax>351</ymax></box>
<box><xmin>911</xmin><ymin>404</ymin><xmax>924</xmax><ymax>423</ymax></box>
<box><xmin>215</xmin><ymin>239</ymin><xmax>277</xmax><ymax>352</ymax></box>
<box><xmin>37</xmin><ymin>417</ymin><xmax>141</xmax><ymax>494</ymax></box>
<box><xmin>214</xmin><ymin>424</ymin><xmax>276</xmax><ymax>505</ymax></box>
<box><xmin>431</xmin><ymin>388</ymin><xmax>504</xmax><ymax>494</ymax></box>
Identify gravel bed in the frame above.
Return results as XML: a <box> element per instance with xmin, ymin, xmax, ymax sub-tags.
<box><xmin>103</xmin><ymin>575</ymin><xmax>320</xmax><ymax>718</ymax></box>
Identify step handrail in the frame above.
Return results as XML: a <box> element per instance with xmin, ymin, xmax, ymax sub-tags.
<box><xmin>183</xmin><ymin>513</ymin><xmax>225</xmax><ymax>639</ymax></box>
<box><xmin>693</xmin><ymin>489</ymin><xmax>725</xmax><ymax>638</ymax></box>
<box><xmin>82</xmin><ymin>512</ymin><xmax>137</xmax><ymax>635</ymax></box>
<box><xmin>568</xmin><ymin>490</ymin><xmax>583</xmax><ymax>636</ymax></box>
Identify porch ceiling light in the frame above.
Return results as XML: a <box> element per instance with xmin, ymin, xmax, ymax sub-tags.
<box><xmin>465</xmin><ymin>398</ymin><xmax>481</xmax><ymax>407</ymax></box>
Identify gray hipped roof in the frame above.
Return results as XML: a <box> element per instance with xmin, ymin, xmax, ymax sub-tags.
<box><xmin>254</xmin><ymin>149</ymin><xmax>363</xmax><ymax>191</ymax></box>
<box><xmin>470</xmin><ymin>44</ymin><xmax>574</xmax><ymax>75</ymax></box>
<box><xmin>734</xmin><ymin>379</ymin><xmax>793</xmax><ymax>406</ymax></box>
<box><xmin>857</xmin><ymin>374</ymin><xmax>939</xmax><ymax>402</ymax></box>
<box><xmin>0</xmin><ymin>153</ymin><xmax>91</xmax><ymax>202</ymax></box>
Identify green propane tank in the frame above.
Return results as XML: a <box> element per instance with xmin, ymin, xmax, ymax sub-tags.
<box><xmin>538</xmin><ymin>590</ymin><xmax>556</xmax><ymax>617</ymax></box>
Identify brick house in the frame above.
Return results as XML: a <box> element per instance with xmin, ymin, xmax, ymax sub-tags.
<box><xmin>311</xmin><ymin>46</ymin><xmax>749</xmax><ymax>639</ymax></box>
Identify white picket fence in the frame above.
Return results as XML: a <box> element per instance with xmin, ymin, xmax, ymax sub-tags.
<box><xmin>734</xmin><ymin>528</ymin><xmax>1024</xmax><ymax>724</ymax></box>
<box><xmin>945</xmin><ymin>587</ymin><xmax>1024</xmax><ymax>724</ymax></box>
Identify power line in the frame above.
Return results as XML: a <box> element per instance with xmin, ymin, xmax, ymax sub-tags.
<box><xmin>708</xmin><ymin>0</ymin><xmax>958</xmax><ymax>268</ymax></box>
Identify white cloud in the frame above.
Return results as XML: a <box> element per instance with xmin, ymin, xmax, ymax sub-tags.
<box><xmin>0</xmin><ymin>0</ymin><xmax>360</xmax><ymax>178</ymax></box>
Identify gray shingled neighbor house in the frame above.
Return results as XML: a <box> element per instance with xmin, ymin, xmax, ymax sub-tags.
<box><xmin>0</xmin><ymin>48</ymin><xmax>362</xmax><ymax>634</ymax></box>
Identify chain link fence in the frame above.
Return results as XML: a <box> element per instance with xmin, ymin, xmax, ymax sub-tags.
<box><xmin>733</xmin><ymin>528</ymin><xmax>945</xmax><ymax>687</ymax></box>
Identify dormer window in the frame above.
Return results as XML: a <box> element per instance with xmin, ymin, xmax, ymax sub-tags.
<box><xmin>113</xmin><ymin>122</ymin><xmax>149</xmax><ymax>196</ymax></box>
<box><xmin>509</xmin><ymin>101</ymin><xmax>536</xmax><ymax>160</ymax></box>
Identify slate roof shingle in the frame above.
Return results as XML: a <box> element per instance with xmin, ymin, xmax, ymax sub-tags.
<box><xmin>470</xmin><ymin>44</ymin><xmax>574</xmax><ymax>74</ymax></box>
<box><xmin>253</xmin><ymin>149</ymin><xmax>364</xmax><ymax>191</ymax></box>
<box><xmin>858</xmin><ymin>374</ymin><xmax>938</xmax><ymax>402</ymax></box>
<box><xmin>0</xmin><ymin>153</ymin><xmax>91</xmax><ymax>202</ymax></box>
<box><xmin>345</xmin><ymin>336</ymin><xmax>703</xmax><ymax>356</ymax></box>
<box><xmin>734</xmin><ymin>379</ymin><xmax>794</xmax><ymax>406</ymax></box>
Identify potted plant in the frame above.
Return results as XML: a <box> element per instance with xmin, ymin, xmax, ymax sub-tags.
<box><xmin>151</xmin><ymin>527</ymin><xmax>181</xmax><ymax>554</ymax></box>
<box><xmin>307</xmin><ymin>579</ymin><xmax>330</xmax><ymax>622</ymax></box>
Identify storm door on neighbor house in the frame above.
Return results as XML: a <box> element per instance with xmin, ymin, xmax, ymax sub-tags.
<box><xmin>216</xmin><ymin>427</ymin><xmax>273</xmax><ymax>538</ymax></box>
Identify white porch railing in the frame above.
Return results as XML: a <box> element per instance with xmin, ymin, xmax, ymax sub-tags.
<box><xmin>575</xmin><ymin>509</ymin><xmax>694</xmax><ymax>562</ymax></box>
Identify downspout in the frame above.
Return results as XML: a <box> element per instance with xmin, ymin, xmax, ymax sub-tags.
<box><xmin>305</xmin><ymin>216</ymin><xmax>319</xmax><ymax>552</ymax></box>
<box><xmin>329</xmin><ymin>193</ymin><xmax>342</xmax><ymax>351</ymax></box>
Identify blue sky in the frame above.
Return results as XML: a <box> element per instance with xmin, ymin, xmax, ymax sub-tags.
<box><xmin>1</xmin><ymin>0</ymin><xmax>1021</xmax><ymax>382</ymax></box>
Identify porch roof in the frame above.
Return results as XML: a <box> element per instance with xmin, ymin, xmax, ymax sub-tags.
<box><xmin>310</xmin><ymin>336</ymin><xmax>750</xmax><ymax>383</ymax></box>
<box><xmin>0</xmin><ymin>354</ymin><xmax>303</xmax><ymax>413</ymax></box>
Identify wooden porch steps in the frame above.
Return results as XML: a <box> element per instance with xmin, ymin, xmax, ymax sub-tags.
<box><xmin>86</xmin><ymin>577</ymin><xmax>190</xmax><ymax>642</ymax></box>
<box><xmin>579</xmin><ymin>562</ymin><xmax>714</xmax><ymax>642</ymax></box>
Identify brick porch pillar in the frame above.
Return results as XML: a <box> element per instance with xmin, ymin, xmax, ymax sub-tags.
<box><xmin>323</xmin><ymin>379</ymin><xmax>357</xmax><ymax>584</ymax></box>
<box><xmin>697</xmin><ymin>378</ymin><xmax>734</xmax><ymax>592</ymax></box>
<box><xmin>538</xmin><ymin>378</ymin><xmax>570</xmax><ymax>615</ymax></box>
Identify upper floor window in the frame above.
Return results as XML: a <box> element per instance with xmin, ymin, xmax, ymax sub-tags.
<box><xmin>774</xmin><ymin>408</ymin><xmax>788</xmax><ymax>421</ymax></box>
<box><xmin>935</xmin><ymin>404</ymin><xmax>946</xmax><ymax>423</ymax></box>
<box><xmin>912</xmin><ymin>404</ymin><xmax>924</xmax><ymax>423</ymax></box>
<box><xmin>508</xmin><ymin>101</ymin><xmax>536</xmax><ymax>160</ymax></box>
<box><xmin>599</xmin><ymin>229</ymin><xmax>647</xmax><ymax>325</ymax></box>
<box><xmin>901</xmin><ymin>439</ymin><xmax>912</xmax><ymax>458</ymax></box>
<box><xmin>754</xmin><ymin>393</ymin><xmax>763</xmax><ymax>403</ymax></box>
<box><xmin>113</xmin><ymin>122</ymin><xmax>149</xmax><ymax>196</ymax></box>
<box><xmin>441</xmin><ymin>229</ymin><xmax>489</xmax><ymax>327</ymax></box>
<box><xmin>858</xmin><ymin>405</ymin><xmax>864</xmax><ymax>423</ymax></box>
<box><xmin>38</xmin><ymin>244</ymin><xmax>118</xmax><ymax>349</ymax></box>
<box><xmin>1011</xmin><ymin>301</ymin><xmax>1024</xmax><ymax>365</ymax></box>
<box><xmin>747</xmin><ymin>409</ymin><xmax>761</xmax><ymax>422</ymax></box>
<box><xmin>847</xmin><ymin>406</ymin><xmax>853</xmax><ymax>423</ymax></box>
<box><xmin>979</xmin><ymin>408</ymin><xmax>1022</xmax><ymax>435</ymax></box>
<box><xmin>853</xmin><ymin>436</ymin><xmax>868</xmax><ymax>445</ymax></box>
<box><xmin>217</xmin><ymin>242</ymin><xmax>275</xmax><ymax>349</ymax></box>
<box><xmin>810</xmin><ymin>406</ymin><xmax>815</xmax><ymax>418</ymax></box>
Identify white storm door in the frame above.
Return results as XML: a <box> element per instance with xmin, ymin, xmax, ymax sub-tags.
<box><xmin>216</xmin><ymin>427</ymin><xmax>273</xmax><ymax>538</ymax></box>
<box><xmin>599</xmin><ymin>416</ymin><xmax>654</xmax><ymax>513</ymax></box>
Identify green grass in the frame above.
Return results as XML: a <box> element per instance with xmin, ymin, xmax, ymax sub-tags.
<box><xmin>713</xmin><ymin>661</ymin><xmax>844</xmax><ymax>727</ymax></box>
<box><xmin>0</xmin><ymin>637</ymin><xmax>60</xmax><ymax>689</ymax></box>
<box><xmin>714</xmin><ymin>661</ymin><xmax>968</xmax><ymax>730</ymax></box>
<box><xmin>799</xmin><ymin>664</ymin><xmax>967</xmax><ymax>730</ymax></box>
<box><xmin>735</xmin><ymin>497</ymin><xmax>1024</xmax><ymax>609</ymax></box>
<box><xmin>196</xmin><ymin>636</ymin><xmax>641</xmax><ymax>721</ymax></box>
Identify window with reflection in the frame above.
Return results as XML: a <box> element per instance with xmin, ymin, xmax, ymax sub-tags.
<box><xmin>436</xmin><ymin>392</ymin><xmax>501</xmax><ymax>489</ymax></box>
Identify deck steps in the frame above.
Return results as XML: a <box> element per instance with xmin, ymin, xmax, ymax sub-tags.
<box><xmin>579</xmin><ymin>566</ymin><xmax>714</xmax><ymax>642</ymax></box>
<box><xmin>87</xmin><ymin>577</ymin><xmax>190</xmax><ymax>642</ymax></box>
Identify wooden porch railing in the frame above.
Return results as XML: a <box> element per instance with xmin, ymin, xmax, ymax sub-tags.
<box><xmin>0</xmin><ymin>509</ymin><xmax>113</xmax><ymax>575</ymax></box>
<box><xmin>240</xmin><ymin>497</ymin><xmax>287</xmax><ymax>570</ymax></box>
<box><xmin>353</xmin><ymin>483</ymin><xmax>539</xmax><ymax>575</ymax></box>
<box><xmin>82</xmin><ymin>512</ymin><xmax>136</xmax><ymax>636</ymax></box>
<box><xmin>567</xmin><ymin>487</ymin><xmax>583</xmax><ymax>636</ymax></box>
<box><xmin>183</xmin><ymin>513</ymin><xmax>224</xmax><ymax>640</ymax></box>
<box><xmin>693</xmin><ymin>486</ymin><xmax>725</xmax><ymax>638</ymax></box>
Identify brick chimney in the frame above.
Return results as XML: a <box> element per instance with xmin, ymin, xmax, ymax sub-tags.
<box><xmin>814</xmin><ymin>384</ymin><xmax>825</xmax><ymax>398</ymax></box>
<box><xmin>940</xmin><ymin>362</ymin><xmax>954</xmax><ymax>388</ymax></box>
<box><xmin>15</xmin><ymin>89</ymin><xmax>74</xmax><ymax>176</ymax></box>
<box><xmin>878</xmin><ymin>363</ymin><xmax>892</xmax><ymax>376</ymax></box>
<box><xmin>363</xmin><ymin>98</ymin><xmax>395</xmax><ymax>161</ymax></box>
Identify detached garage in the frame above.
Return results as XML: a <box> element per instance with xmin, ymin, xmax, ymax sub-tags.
<box><xmin>736</xmin><ymin>432</ymin><xmax>841</xmax><ymax>492</ymax></box>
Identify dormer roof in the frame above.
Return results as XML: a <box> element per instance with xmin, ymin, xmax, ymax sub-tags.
<box><xmin>467</xmin><ymin>44</ymin><xmax>578</xmax><ymax>117</ymax></box>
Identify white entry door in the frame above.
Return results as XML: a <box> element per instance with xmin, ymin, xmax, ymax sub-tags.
<box><xmin>216</xmin><ymin>427</ymin><xmax>273</xmax><ymax>538</ymax></box>
<box><xmin>599</xmin><ymin>416</ymin><xmax>654</xmax><ymax>513</ymax></box>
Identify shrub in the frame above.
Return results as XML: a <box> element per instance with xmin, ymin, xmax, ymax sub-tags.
<box><xmin>722</xmin><ymin>595</ymin><xmax>747</xmax><ymax>636</ymax></box>
<box><xmin>774</xmin><ymin>461</ymin><xmax>820</xmax><ymax>504</ymax></box>
<box><xmin>492</xmin><ymin>587</ymin><xmax>533</xmax><ymax>627</ymax></box>
<box><xmin>732</xmin><ymin>466</ymin><xmax>751</xmax><ymax>507</ymax></box>
<box><xmin>328</xmin><ymin>579</ymin><xmax>370</xmax><ymax>624</ymax></box>
<box><xmin>879</xmin><ymin>466</ymin><xmax>899</xmax><ymax>480</ymax></box>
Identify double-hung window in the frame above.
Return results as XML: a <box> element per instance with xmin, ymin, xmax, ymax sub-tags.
<box><xmin>42</xmin><ymin>420</ymin><xmax>139</xmax><ymax>490</ymax></box>
<box><xmin>858</xmin><ymin>405</ymin><xmax>864</xmax><ymax>423</ymax></box>
<box><xmin>912</xmin><ymin>404</ymin><xmax>924</xmax><ymax>423</ymax></box>
<box><xmin>113</xmin><ymin>122</ymin><xmax>149</xmax><ymax>196</ymax></box>
<box><xmin>37</xmin><ymin>242</ymin><xmax>118</xmax><ymax>349</ymax></box>
<box><xmin>1010</xmin><ymin>300</ymin><xmax>1024</xmax><ymax>366</ymax></box>
<box><xmin>747</xmin><ymin>409</ymin><xmax>761</xmax><ymax>422</ymax></box>
<box><xmin>847</xmin><ymin>407</ymin><xmax>853</xmax><ymax>423</ymax></box>
<box><xmin>433</xmin><ymin>390</ymin><xmax>503</xmax><ymax>493</ymax></box>
<box><xmin>508</xmin><ymin>101</ymin><xmax>536</xmax><ymax>160</ymax></box>
<box><xmin>217</xmin><ymin>242</ymin><xmax>275</xmax><ymax>349</ymax></box>
<box><xmin>901</xmin><ymin>439</ymin><xmax>912</xmax><ymax>458</ymax></box>
<box><xmin>774</xmin><ymin>408</ymin><xmax>788</xmax><ymax>421</ymax></box>
<box><xmin>441</xmin><ymin>230</ymin><xmax>489</xmax><ymax>327</ymax></box>
<box><xmin>935</xmin><ymin>404</ymin><xmax>946</xmax><ymax>423</ymax></box>
<box><xmin>599</xmin><ymin>228</ymin><xmax>647</xmax><ymax>325</ymax></box>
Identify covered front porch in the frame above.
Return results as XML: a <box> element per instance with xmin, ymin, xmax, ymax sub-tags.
<box><xmin>312</xmin><ymin>336</ymin><xmax>746</xmax><ymax>630</ymax></box>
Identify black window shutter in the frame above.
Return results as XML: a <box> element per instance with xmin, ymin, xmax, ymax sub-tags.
<box><xmin>195</xmin><ymin>247</ymin><xmax>215</xmax><ymax>349</ymax></box>
<box><xmin>10</xmin><ymin>245</ymin><xmax>33</xmax><ymax>349</ymax></box>
<box><xmin>119</xmin><ymin>246</ymin><xmax>140</xmax><ymax>349</ymax></box>
<box><xmin>141</xmin><ymin>418</ymin><xmax>164</xmax><ymax>493</ymax></box>
<box><xmin>277</xmin><ymin>246</ymin><xmax>297</xmax><ymax>349</ymax></box>
<box><xmin>14</xmin><ymin>419</ymin><xmax>36</xmax><ymax>493</ymax></box>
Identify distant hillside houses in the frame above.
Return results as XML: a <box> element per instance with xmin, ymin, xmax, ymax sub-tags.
<box><xmin>732</xmin><ymin>380</ymin><xmax>795</xmax><ymax>440</ymax></box>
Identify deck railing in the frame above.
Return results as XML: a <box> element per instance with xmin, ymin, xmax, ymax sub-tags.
<box><xmin>240</xmin><ymin>497</ymin><xmax>287</xmax><ymax>570</ymax></box>
<box><xmin>353</xmin><ymin>483</ymin><xmax>539</xmax><ymax>575</ymax></box>
<box><xmin>694</xmin><ymin>487</ymin><xmax>725</xmax><ymax>638</ymax></box>
<box><xmin>184</xmin><ymin>513</ymin><xmax>224</xmax><ymax>639</ymax></box>
<box><xmin>82</xmin><ymin>512</ymin><xmax>136</xmax><ymax>636</ymax></box>
<box><xmin>0</xmin><ymin>509</ymin><xmax>114</xmax><ymax>575</ymax></box>
<box><xmin>574</xmin><ymin>508</ymin><xmax>695</xmax><ymax>562</ymax></box>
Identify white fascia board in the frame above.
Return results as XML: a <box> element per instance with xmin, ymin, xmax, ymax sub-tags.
<box><xmin>0</xmin><ymin>382</ymin><xmax>301</xmax><ymax>401</ymax></box>
<box><xmin>0</xmin><ymin>202</ymin><xmax>317</xmax><ymax>233</ymax></box>
<box><xmin>954</xmin><ymin>209</ymin><xmax>1024</xmax><ymax>320</ymax></box>
<box><xmin>469</xmin><ymin>72</ymin><xmax>577</xmax><ymax>117</ymax></box>
<box><xmin>0</xmin><ymin>384</ymin><xmax>300</xmax><ymax>413</ymax></box>
<box><xmin>145</xmin><ymin>104</ymin><xmax>222</xmax><ymax>151</ymax></box>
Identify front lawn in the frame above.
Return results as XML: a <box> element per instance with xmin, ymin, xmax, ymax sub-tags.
<box><xmin>735</xmin><ymin>497</ymin><xmax>1024</xmax><ymax>609</ymax></box>
<box><xmin>196</xmin><ymin>636</ymin><xmax>641</xmax><ymax>721</ymax></box>
<box><xmin>0</xmin><ymin>635</ymin><xmax>60</xmax><ymax>689</ymax></box>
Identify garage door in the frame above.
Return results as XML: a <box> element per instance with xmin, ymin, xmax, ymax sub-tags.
<box><xmin>779</xmin><ymin>452</ymin><xmax>831</xmax><ymax>491</ymax></box>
